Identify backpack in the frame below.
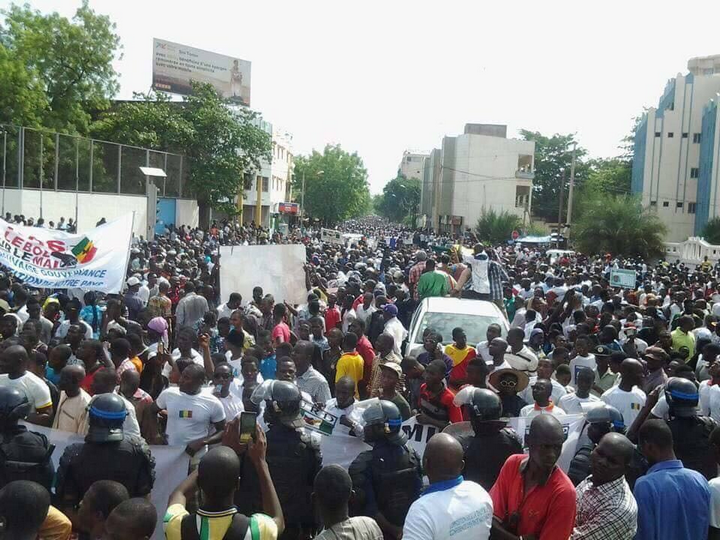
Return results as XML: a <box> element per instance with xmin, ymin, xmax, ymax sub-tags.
<box><xmin>180</xmin><ymin>512</ymin><xmax>251</xmax><ymax>540</ymax></box>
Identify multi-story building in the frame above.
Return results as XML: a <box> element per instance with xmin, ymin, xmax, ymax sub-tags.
<box><xmin>632</xmin><ymin>54</ymin><xmax>720</xmax><ymax>241</ymax></box>
<box><xmin>419</xmin><ymin>124</ymin><xmax>535</xmax><ymax>234</ymax></box>
<box><xmin>398</xmin><ymin>150</ymin><xmax>429</xmax><ymax>180</ymax></box>
<box><xmin>241</xmin><ymin>120</ymin><xmax>294</xmax><ymax>227</ymax></box>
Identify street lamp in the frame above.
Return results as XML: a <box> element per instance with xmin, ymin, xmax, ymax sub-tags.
<box><xmin>301</xmin><ymin>169</ymin><xmax>323</xmax><ymax>219</ymax></box>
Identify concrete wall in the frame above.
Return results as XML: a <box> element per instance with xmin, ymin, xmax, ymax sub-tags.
<box><xmin>0</xmin><ymin>189</ymin><xmax>198</xmax><ymax>235</ymax></box>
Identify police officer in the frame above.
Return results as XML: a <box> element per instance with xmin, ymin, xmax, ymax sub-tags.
<box><xmin>55</xmin><ymin>393</ymin><xmax>155</xmax><ymax>519</ymax></box>
<box><xmin>567</xmin><ymin>403</ymin><xmax>626</xmax><ymax>485</ymax></box>
<box><xmin>666</xmin><ymin>377</ymin><xmax>718</xmax><ymax>480</ymax></box>
<box><xmin>237</xmin><ymin>380</ymin><xmax>322</xmax><ymax>540</ymax></box>
<box><xmin>459</xmin><ymin>388</ymin><xmax>523</xmax><ymax>490</ymax></box>
<box><xmin>0</xmin><ymin>386</ymin><xmax>54</xmax><ymax>489</ymax></box>
<box><xmin>349</xmin><ymin>400</ymin><xmax>422</xmax><ymax>540</ymax></box>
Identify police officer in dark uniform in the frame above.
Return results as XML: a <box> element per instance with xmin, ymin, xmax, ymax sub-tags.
<box><xmin>237</xmin><ymin>380</ymin><xmax>322</xmax><ymax>540</ymax></box>
<box><xmin>567</xmin><ymin>403</ymin><xmax>626</xmax><ymax>485</ymax></box>
<box><xmin>458</xmin><ymin>388</ymin><xmax>523</xmax><ymax>490</ymax></box>
<box><xmin>55</xmin><ymin>393</ymin><xmax>155</xmax><ymax>519</ymax></box>
<box><xmin>349</xmin><ymin>400</ymin><xmax>422</xmax><ymax>540</ymax></box>
<box><xmin>666</xmin><ymin>377</ymin><xmax>718</xmax><ymax>480</ymax></box>
<box><xmin>0</xmin><ymin>386</ymin><xmax>54</xmax><ymax>490</ymax></box>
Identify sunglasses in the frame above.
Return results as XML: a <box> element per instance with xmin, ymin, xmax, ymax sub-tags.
<box><xmin>499</xmin><ymin>379</ymin><xmax>518</xmax><ymax>388</ymax></box>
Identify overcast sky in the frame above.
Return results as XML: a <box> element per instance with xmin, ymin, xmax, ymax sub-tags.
<box><xmin>6</xmin><ymin>0</ymin><xmax>720</xmax><ymax>193</ymax></box>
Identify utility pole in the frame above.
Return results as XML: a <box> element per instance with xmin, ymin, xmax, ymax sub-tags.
<box><xmin>558</xmin><ymin>168</ymin><xmax>566</xmax><ymax>235</ymax></box>
<box><xmin>255</xmin><ymin>174</ymin><xmax>262</xmax><ymax>226</ymax></box>
<box><xmin>301</xmin><ymin>170</ymin><xmax>305</xmax><ymax>219</ymax></box>
<box><xmin>565</xmin><ymin>143</ymin><xmax>577</xmax><ymax>239</ymax></box>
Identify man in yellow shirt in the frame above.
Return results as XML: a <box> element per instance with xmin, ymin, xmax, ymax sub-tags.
<box><xmin>335</xmin><ymin>333</ymin><xmax>364</xmax><ymax>398</ymax></box>
<box><xmin>671</xmin><ymin>315</ymin><xmax>696</xmax><ymax>361</ymax></box>
<box><xmin>164</xmin><ymin>420</ymin><xmax>284</xmax><ymax>540</ymax></box>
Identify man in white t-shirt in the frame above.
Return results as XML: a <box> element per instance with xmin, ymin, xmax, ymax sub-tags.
<box><xmin>153</xmin><ymin>364</ymin><xmax>226</xmax><ymax>456</ymax></box>
<box><xmin>325</xmin><ymin>376</ymin><xmax>365</xmax><ymax>437</ymax></box>
<box><xmin>209</xmin><ymin>363</ymin><xmax>244</xmax><ymax>422</ymax></box>
<box><xmin>569</xmin><ymin>336</ymin><xmax>596</xmax><ymax>387</ymax></box>
<box><xmin>709</xmin><ymin>427</ymin><xmax>720</xmax><ymax>534</ymax></box>
<box><xmin>601</xmin><ymin>359</ymin><xmax>646</xmax><ymax>428</ymax></box>
<box><xmin>559</xmin><ymin>367</ymin><xmax>600</xmax><ymax>414</ymax></box>
<box><xmin>403</xmin><ymin>433</ymin><xmax>492</xmax><ymax>540</ymax></box>
<box><xmin>520</xmin><ymin>379</ymin><xmax>567</xmax><ymax>419</ymax></box>
<box><xmin>0</xmin><ymin>345</ymin><xmax>53</xmax><ymax>425</ymax></box>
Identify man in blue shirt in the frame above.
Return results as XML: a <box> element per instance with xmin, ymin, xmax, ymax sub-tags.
<box><xmin>634</xmin><ymin>419</ymin><xmax>710</xmax><ymax>540</ymax></box>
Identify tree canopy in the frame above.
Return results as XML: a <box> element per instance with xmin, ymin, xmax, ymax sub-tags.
<box><xmin>520</xmin><ymin>130</ymin><xmax>590</xmax><ymax>223</ymax></box>
<box><xmin>572</xmin><ymin>193</ymin><xmax>667</xmax><ymax>258</ymax></box>
<box><xmin>0</xmin><ymin>1</ymin><xmax>121</xmax><ymax>133</ymax></box>
<box><xmin>293</xmin><ymin>145</ymin><xmax>371</xmax><ymax>225</ymax></box>
<box><xmin>375</xmin><ymin>175</ymin><xmax>421</xmax><ymax>224</ymax></box>
<box><xmin>91</xmin><ymin>83</ymin><xmax>272</xmax><ymax>223</ymax></box>
<box><xmin>475</xmin><ymin>209</ymin><xmax>522</xmax><ymax>244</ymax></box>
<box><xmin>702</xmin><ymin>218</ymin><xmax>720</xmax><ymax>245</ymax></box>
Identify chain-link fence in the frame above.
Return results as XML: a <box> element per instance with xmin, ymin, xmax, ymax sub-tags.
<box><xmin>0</xmin><ymin>124</ymin><xmax>187</xmax><ymax>198</ymax></box>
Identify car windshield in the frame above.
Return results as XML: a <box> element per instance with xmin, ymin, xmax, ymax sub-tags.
<box><xmin>414</xmin><ymin>312</ymin><xmax>502</xmax><ymax>345</ymax></box>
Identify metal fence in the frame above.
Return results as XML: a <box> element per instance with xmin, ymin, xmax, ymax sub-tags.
<box><xmin>0</xmin><ymin>124</ymin><xmax>188</xmax><ymax>203</ymax></box>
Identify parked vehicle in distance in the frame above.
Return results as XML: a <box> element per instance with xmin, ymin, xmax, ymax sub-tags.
<box><xmin>405</xmin><ymin>297</ymin><xmax>509</xmax><ymax>357</ymax></box>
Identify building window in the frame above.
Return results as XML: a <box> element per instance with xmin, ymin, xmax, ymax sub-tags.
<box><xmin>688</xmin><ymin>202</ymin><xmax>697</xmax><ymax>214</ymax></box>
<box><xmin>677</xmin><ymin>202</ymin><xmax>683</xmax><ymax>209</ymax></box>
<box><xmin>682</xmin><ymin>133</ymin><xmax>689</xmax><ymax>138</ymax></box>
<box><xmin>650</xmin><ymin>201</ymin><xmax>657</xmax><ymax>206</ymax></box>
<box><xmin>691</xmin><ymin>167</ymin><xmax>700</xmax><ymax>178</ymax></box>
<box><xmin>663</xmin><ymin>201</ymin><xmax>669</xmax><ymax>207</ymax></box>
<box><xmin>262</xmin><ymin>177</ymin><xmax>269</xmax><ymax>192</ymax></box>
<box><xmin>655</xmin><ymin>132</ymin><xmax>662</xmax><ymax>137</ymax></box>
<box><xmin>693</xmin><ymin>133</ymin><xmax>702</xmax><ymax>143</ymax></box>
<box><xmin>515</xmin><ymin>185</ymin><xmax>530</xmax><ymax>208</ymax></box>
<box><xmin>668</xmin><ymin>132</ymin><xmax>674</xmax><ymax>138</ymax></box>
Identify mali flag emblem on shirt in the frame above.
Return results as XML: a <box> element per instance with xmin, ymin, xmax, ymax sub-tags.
<box><xmin>71</xmin><ymin>237</ymin><xmax>97</xmax><ymax>264</ymax></box>
<box><xmin>179</xmin><ymin>410</ymin><xmax>193</xmax><ymax>418</ymax></box>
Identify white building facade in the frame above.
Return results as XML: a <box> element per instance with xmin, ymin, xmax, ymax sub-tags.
<box><xmin>398</xmin><ymin>151</ymin><xmax>429</xmax><ymax>180</ymax></box>
<box><xmin>241</xmin><ymin>121</ymin><xmax>294</xmax><ymax>227</ymax></box>
<box><xmin>632</xmin><ymin>54</ymin><xmax>720</xmax><ymax>241</ymax></box>
<box><xmin>420</xmin><ymin>124</ymin><xmax>535</xmax><ymax>234</ymax></box>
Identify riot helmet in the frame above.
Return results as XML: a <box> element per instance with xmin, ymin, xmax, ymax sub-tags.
<box><xmin>586</xmin><ymin>403</ymin><xmax>625</xmax><ymax>444</ymax></box>
<box><xmin>666</xmin><ymin>377</ymin><xmax>699</xmax><ymax>418</ymax></box>
<box><xmin>0</xmin><ymin>387</ymin><xmax>30</xmax><ymax>428</ymax></box>
<box><xmin>362</xmin><ymin>400</ymin><xmax>406</xmax><ymax>445</ymax></box>
<box><xmin>251</xmin><ymin>380</ymin><xmax>303</xmax><ymax>428</ymax></box>
<box><xmin>86</xmin><ymin>393</ymin><xmax>127</xmax><ymax>443</ymax></box>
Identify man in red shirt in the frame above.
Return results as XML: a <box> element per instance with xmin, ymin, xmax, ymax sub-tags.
<box><xmin>324</xmin><ymin>293</ymin><xmax>341</xmax><ymax>331</ymax></box>
<box><xmin>271</xmin><ymin>303</ymin><xmax>291</xmax><ymax>346</ymax></box>
<box><xmin>417</xmin><ymin>359</ymin><xmax>463</xmax><ymax>429</ymax></box>
<box><xmin>348</xmin><ymin>319</ymin><xmax>375</xmax><ymax>398</ymax></box>
<box><xmin>490</xmin><ymin>415</ymin><xmax>576</xmax><ymax>540</ymax></box>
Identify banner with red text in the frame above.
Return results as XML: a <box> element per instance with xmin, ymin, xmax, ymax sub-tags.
<box><xmin>0</xmin><ymin>214</ymin><xmax>133</xmax><ymax>292</ymax></box>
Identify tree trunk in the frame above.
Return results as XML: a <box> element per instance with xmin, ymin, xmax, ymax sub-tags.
<box><xmin>198</xmin><ymin>200</ymin><xmax>211</xmax><ymax>229</ymax></box>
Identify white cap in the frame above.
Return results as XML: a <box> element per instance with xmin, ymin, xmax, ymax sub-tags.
<box><xmin>126</xmin><ymin>276</ymin><xmax>141</xmax><ymax>287</ymax></box>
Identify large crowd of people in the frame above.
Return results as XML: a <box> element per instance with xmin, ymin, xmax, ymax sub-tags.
<box><xmin>0</xmin><ymin>214</ymin><xmax>719</xmax><ymax>539</ymax></box>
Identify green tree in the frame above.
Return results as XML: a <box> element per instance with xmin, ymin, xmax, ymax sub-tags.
<box><xmin>520</xmin><ymin>130</ymin><xmax>590</xmax><ymax>222</ymax></box>
<box><xmin>1</xmin><ymin>1</ymin><xmax>121</xmax><ymax>134</ymax></box>
<box><xmin>293</xmin><ymin>145</ymin><xmax>371</xmax><ymax>225</ymax></box>
<box><xmin>375</xmin><ymin>175</ymin><xmax>421</xmax><ymax>223</ymax></box>
<box><xmin>91</xmin><ymin>83</ymin><xmax>271</xmax><ymax>225</ymax></box>
<box><xmin>475</xmin><ymin>209</ymin><xmax>522</xmax><ymax>244</ymax></box>
<box><xmin>0</xmin><ymin>45</ymin><xmax>47</xmax><ymax>127</ymax></box>
<box><xmin>702</xmin><ymin>217</ymin><xmax>720</xmax><ymax>244</ymax></box>
<box><xmin>572</xmin><ymin>194</ymin><xmax>667</xmax><ymax>258</ymax></box>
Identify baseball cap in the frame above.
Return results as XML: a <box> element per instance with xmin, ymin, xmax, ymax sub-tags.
<box><xmin>379</xmin><ymin>362</ymin><xmax>403</xmax><ymax>378</ymax></box>
<box><xmin>383</xmin><ymin>304</ymin><xmax>398</xmax><ymax>316</ymax></box>
<box><xmin>126</xmin><ymin>277</ymin><xmax>141</xmax><ymax>287</ymax></box>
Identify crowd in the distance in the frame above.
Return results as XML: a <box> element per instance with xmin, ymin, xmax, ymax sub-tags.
<box><xmin>0</xmin><ymin>215</ymin><xmax>719</xmax><ymax>540</ymax></box>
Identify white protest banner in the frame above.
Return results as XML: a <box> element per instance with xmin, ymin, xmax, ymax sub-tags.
<box><xmin>20</xmin><ymin>422</ymin><xmax>189</xmax><ymax>540</ymax></box>
<box><xmin>0</xmin><ymin>214</ymin><xmax>133</xmax><ymax>293</ymax></box>
<box><xmin>506</xmin><ymin>414</ymin><xmax>586</xmax><ymax>472</ymax></box>
<box><xmin>321</xmin><ymin>228</ymin><xmax>343</xmax><ymax>245</ymax></box>
<box><xmin>219</xmin><ymin>244</ymin><xmax>307</xmax><ymax>305</ymax></box>
<box><xmin>610</xmin><ymin>268</ymin><xmax>637</xmax><ymax>289</ymax></box>
<box><xmin>320</xmin><ymin>431</ymin><xmax>372</xmax><ymax>470</ymax></box>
